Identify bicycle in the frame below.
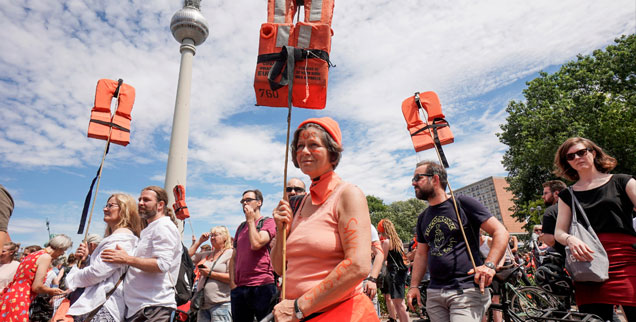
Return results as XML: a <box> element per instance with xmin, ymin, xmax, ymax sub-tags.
<box><xmin>486</xmin><ymin>266</ymin><xmax>602</xmax><ymax>322</ymax></box>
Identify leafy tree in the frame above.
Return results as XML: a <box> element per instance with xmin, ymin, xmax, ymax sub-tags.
<box><xmin>367</xmin><ymin>195</ymin><xmax>427</xmax><ymax>242</ymax></box>
<box><xmin>498</xmin><ymin>34</ymin><xmax>636</xmax><ymax>216</ymax></box>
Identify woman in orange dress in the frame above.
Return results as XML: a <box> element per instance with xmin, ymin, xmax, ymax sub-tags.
<box><xmin>0</xmin><ymin>234</ymin><xmax>72</xmax><ymax>321</ymax></box>
<box><xmin>271</xmin><ymin>117</ymin><xmax>377</xmax><ymax>322</ymax></box>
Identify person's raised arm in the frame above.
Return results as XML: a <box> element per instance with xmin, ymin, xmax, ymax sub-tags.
<box><xmin>244</xmin><ymin>206</ymin><xmax>272</xmax><ymax>251</ymax></box>
<box><xmin>189</xmin><ymin>232</ymin><xmax>210</xmax><ymax>257</ymax></box>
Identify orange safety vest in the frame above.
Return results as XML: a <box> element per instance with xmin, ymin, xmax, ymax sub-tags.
<box><xmin>401</xmin><ymin>91</ymin><xmax>454</xmax><ymax>152</ymax></box>
<box><xmin>254</xmin><ymin>0</ymin><xmax>334</xmax><ymax>109</ymax></box>
<box><xmin>87</xmin><ymin>79</ymin><xmax>135</xmax><ymax>146</ymax></box>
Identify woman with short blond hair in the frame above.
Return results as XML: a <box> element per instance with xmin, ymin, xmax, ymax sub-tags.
<box><xmin>191</xmin><ymin>226</ymin><xmax>233</xmax><ymax>322</ymax></box>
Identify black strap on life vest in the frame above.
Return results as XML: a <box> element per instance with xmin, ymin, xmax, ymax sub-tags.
<box><xmin>412</xmin><ymin>92</ymin><xmax>450</xmax><ymax>168</ymax></box>
<box><xmin>88</xmin><ymin>119</ymin><xmax>130</xmax><ymax>132</ymax></box>
<box><xmin>258</xmin><ymin>46</ymin><xmax>332</xmax><ymax>92</ymax></box>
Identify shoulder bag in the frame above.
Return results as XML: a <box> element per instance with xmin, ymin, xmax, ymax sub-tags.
<box><xmin>564</xmin><ymin>187</ymin><xmax>609</xmax><ymax>282</ymax></box>
<box><xmin>188</xmin><ymin>249</ymin><xmax>226</xmax><ymax>320</ymax></box>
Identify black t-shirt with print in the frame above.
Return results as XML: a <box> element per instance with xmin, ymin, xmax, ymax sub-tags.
<box><xmin>416</xmin><ymin>195</ymin><xmax>492</xmax><ymax>289</ymax></box>
<box><xmin>559</xmin><ymin>174</ymin><xmax>636</xmax><ymax>236</ymax></box>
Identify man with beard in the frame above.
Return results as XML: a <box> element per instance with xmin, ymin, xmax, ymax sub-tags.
<box><xmin>102</xmin><ymin>186</ymin><xmax>181</xmax><ymax>322</ymax></box>
<box><xmin>406</xmin><ymin>161</ymin><xmax>509</xmax><ymax>322</ymax></box>
<box><xmin>539</xmin><ymin>180</ymin><xmax>567</xmax><ymax>256</ymax></box>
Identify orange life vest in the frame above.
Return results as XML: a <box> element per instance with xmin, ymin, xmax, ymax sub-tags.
<box><xmin>87</xmin><ymin>79</ymin><xmax>135</xmax><ymax>146</ymax></box>
<box><xmin>172</xmin><ymin>184</ymin><xmax>190</xmax><ymax>220</ymax></box>
<box><xmin>402</xmin><ymin>91</ymin><xmax>454</xmax><ymax>151</ymax></box>
<box><xmin>254</xmin><ymin>0</ymin><xmax>334</xmax><ymax>109</ymax></box>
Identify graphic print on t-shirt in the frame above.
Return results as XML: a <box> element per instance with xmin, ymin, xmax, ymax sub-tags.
<box><xmin>426</xmin><ymin>216</ymin><xmax>458</xmax><ymax>256</ymax></box>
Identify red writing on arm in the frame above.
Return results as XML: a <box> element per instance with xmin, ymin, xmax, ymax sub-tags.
<box><xmin>303</xmin><ymin>258</ymin><xmax>352</xmax><ymax>305</ymax></box>
<box><xmin>342</xmin><ymin>218</ymin><xmax>359</xmax><ymax>252</ymax></box>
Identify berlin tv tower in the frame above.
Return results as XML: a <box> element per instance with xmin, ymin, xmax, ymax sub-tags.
<box><xmin>165</xmin><ymin>0</ymin><xmax>209</xmax><ymax>232</ymax></box>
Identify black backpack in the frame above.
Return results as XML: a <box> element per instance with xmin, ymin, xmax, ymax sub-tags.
<box><xmin>175</xmin><ymin>244</ymin><xmax>196</xmax><ymax>306</ymax></box>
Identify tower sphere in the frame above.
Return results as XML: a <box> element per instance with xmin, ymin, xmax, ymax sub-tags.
<box><xmin>170</xmin><ymin>3</ymin><xmax>209</xmax><ymax>46</ymax></box>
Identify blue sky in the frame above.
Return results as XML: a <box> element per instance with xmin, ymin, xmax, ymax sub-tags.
<box><xmin>1</xmin><ymin>0</ymin><xmax>634</xmax><ymax>250</ymax></box>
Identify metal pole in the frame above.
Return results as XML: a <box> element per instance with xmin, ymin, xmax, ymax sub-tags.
<box><xmin>165</xmin><ymin>38</ymin><xmax>196</xmax><ymax>234</ymax></box>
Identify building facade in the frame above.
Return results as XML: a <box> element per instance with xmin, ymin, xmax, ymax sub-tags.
<box><xmin>454</xmin><ymin>176</ymin><xmax>525</xmax><ymax>234</ymax></box>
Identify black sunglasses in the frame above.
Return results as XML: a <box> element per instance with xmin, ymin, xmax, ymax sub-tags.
<box><xmin>566</xmin><ymin>148</ymin><xmax>592</xmax><ymax>161</ymax></box>
<box><xmin>412</xmin><ymin>173</ymin><xmax>434</xmax><ymax>183</ymax></box>
<box><xmin>240</xmin><ymin>198</ymin><xmax>257</xmax><ymax>204</ymax></box>
<box><xmin>286</xmin><ymin>187</ymin><xmax>305</xmax><ymax>193</ymax></box>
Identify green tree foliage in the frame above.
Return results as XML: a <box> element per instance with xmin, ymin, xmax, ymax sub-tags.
<box><xmin>498</xmin><ymin>34</ymin><xmax>636</xmax><ymax>218</ymax></box>
<box><xmin>367</xmin><ymin>195</ymin><xmax>428</xmax><ymax>242</ymax></box>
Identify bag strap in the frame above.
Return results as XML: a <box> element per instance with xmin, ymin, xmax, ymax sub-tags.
<box><xmin>84</xmin><ymin>266</ymin><xmax>128</xmax><ymax>322</ymax></box>
<box><xmin>568</xmin><ymin>187</ymin><xmax>601</xmax><ymax>241</ymax></box>
<box><xmin>199</xmin><ymin>249</ymin><xmax>227</xmax><ymax>286</ymax></box>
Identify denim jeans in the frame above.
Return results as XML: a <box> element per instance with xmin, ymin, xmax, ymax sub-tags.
<box><xmin>197</xmin><ymin>302</ymin><xmax>231</xmax><ymax>322</ymax></box>
<box><xmin>230</xmin><ymin>283</ymin><xmax>277</xmax><ymax>322</ymax></box>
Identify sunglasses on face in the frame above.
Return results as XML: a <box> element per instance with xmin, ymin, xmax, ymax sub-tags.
<box><xmin>412</xmin><ymin>173</ymin><xmax>434</xmax><ymax>183</ymax></box>
<box><xmin>240</xmin><ymin>198</ymin><xmax>257</xmax><ymax>204</ymax></box>
<box><xmin>566</xmin><ymin>148</ymin><xmax>592</xmax><ymax>161</ymax></box>
<box><xmin>286</xmin><ymin>187</ymin><xmax>305</xmax><ymax>193</ymax></box>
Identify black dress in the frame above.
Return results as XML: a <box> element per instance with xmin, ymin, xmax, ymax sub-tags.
<box><xmin>559</xmin><ymin>174</ymin><xmax>636</xmax><ymax>306</ymax></box>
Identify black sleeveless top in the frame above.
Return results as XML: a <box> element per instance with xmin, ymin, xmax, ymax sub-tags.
<box><xmin>559</xmin><ymin>174</ymin><xmax>636</xmax><ymax>236</ymax></box>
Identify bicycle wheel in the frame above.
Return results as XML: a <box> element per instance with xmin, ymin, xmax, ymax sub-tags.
<box><xmin>509</xmin><ymin>286</ymin><xmax>561</xmax><ymax>317</ymax></box>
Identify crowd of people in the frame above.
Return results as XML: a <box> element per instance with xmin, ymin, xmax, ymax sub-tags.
<box><xmin>0</xmin><ymin>120</ymin><xmax>635</xmax><ymax>322</ymax></box>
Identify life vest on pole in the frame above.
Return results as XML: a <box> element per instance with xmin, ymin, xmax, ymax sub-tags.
<box><xmin>87</xmin><ymin>79</ymin><xmax>135</xmax><ymax>146</ymax></box>
<box><xmin>254</xmin><ymin>0</ymin><xmax>334</xmax><ymax>109</ymax></box>
<box><xmin>173</xmin><ymin>185</ymin><xmax>190</xmax><ymax>220</ymax></box>
<box><xmin>402</xmin><ymin>91</ymin><xmax>453</xmax><ymax>166</ymax></box>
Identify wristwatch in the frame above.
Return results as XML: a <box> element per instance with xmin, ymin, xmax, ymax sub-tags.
<box><xmin>484</xmin><ymin>261</ymin><xmax>496</xmax><ymax>270</ymax></box>
<box><xmin>365</xmin><ymin>276</ymin><xmax>377</xmax><ymax>283</ymax></box>
<box><xmin>294</xmin><ymin>298</ymin><xmax>304</xmax><ymax>320</ymax></box>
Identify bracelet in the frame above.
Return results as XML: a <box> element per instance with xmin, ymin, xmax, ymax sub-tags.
<box><xmin>565</xmin><ymin>235</ymin><xmax>572</xmax><ymax>244</ymax></box>
<box><xmin>365</xmin><ymin>276</ymin><xmax>377</xmax><ymax>283</ymax></box>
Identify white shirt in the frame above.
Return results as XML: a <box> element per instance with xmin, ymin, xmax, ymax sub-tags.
<box><xmin>124</xmin><ymin>216</ymin><xmax>182</xmax><ymax>318</ymax></box>
<box><xmin>370</xmin><ymin>225</ymin><xmax>379</xmax><ymax>243</ymax></box>
<box><xmin>0</xmin><ymin>261</ymin><xmax>19</xmax><ymax>289</ymax></box>
<box><xmin>66</xmin><ymin>232</ymin><xmax>138</xmax><ymax>321</ymax></box>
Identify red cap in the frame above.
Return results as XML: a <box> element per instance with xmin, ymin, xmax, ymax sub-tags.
<box><xmin>298</xmin><ymin>117</ymin><xmax>342</xmax><ymax>147</ymax></box>
<box><xmin>377</xmin><ymin>219</ymin><xmax>385</xmax><ymax>234</ymax></box>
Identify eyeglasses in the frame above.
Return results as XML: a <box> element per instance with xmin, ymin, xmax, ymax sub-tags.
<box><xmin>533</xmin><ymin>229</ymin><xmax>542</xmax><ymax>233</ymax></box>
<box><xmin>286</xmin><ymin>187</ymin><xmax>305</xmax><ymax>193</ymax></box>
<box><xmin>412</xmin><ymin>173</ymin><xmax>434</xmax><ymax>183</ymax></box>
<box><xmin>566</xmin><ymin>148</ymin><xmax>592</xmax><ymax>161</ymax></box>
<box><xmin>104</xmin><ymin>203</ymin><xmax>119</xmax><ymax>209</ymax></box>
<box><xmin>240</xmin><ymin>198</ymin><xmax>257</xmax><ymax>204</ymax></box>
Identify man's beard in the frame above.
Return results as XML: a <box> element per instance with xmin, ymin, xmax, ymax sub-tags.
<box><xmin>139</xmin><ymin>206</ymin><xmax>157</xmax><ymax>220</ymax></box>
<box><xmin>544</xmin><ymin>196</ymin><xmax>555</xmax><ymax>207</ymax></box>
<box><xmin>415</xmin><ymin>185</ymin><xmax>435</xmax><ymax>201</ymax></box>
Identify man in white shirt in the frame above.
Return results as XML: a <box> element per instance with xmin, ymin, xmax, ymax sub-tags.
<box><xmin>102</xmin><ymin>186</ymin><xmax>182</xmax><ymax>322</ymax></box>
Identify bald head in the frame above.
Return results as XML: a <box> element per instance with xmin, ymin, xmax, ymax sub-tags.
<box><xmin>286</xmin><ymin>178</ymin><xmax>306</xmax><ymax>199</ymax></box>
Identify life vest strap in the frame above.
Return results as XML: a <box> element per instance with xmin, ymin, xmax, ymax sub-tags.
<box><xmin>89</xmin><ymin>119</ymin><xmax>130</xmax><ymax>133</ymax></box>
<box><xmin>261</xmin><ymin>46</ymin><xmax>332</xmax><ymax>91</ymax></box>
